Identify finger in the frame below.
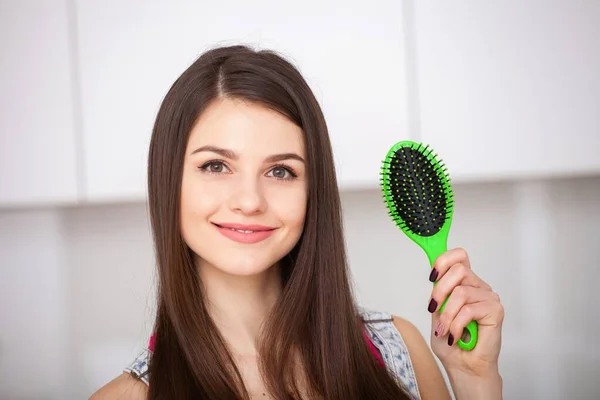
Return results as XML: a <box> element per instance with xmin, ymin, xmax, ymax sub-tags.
<box><xmin>432</xmin><ymin>286</ymin><xmax>497</xmax><ymax>338</ymax></box>
<box><xmin>447</xmin><ymin>299</ymin><xmax>505</xmax><ymax>347</ymax></box>
<box><xmin>430</xmin><ymin>247</ymin><xmax>470</xmax><ymax>281</ymax></box>
<box><xmin>427</xmin><ymin>263</ymin><xmax>489</xmax><ymax>314</ymax></box>
<box><xmin>431</xmin><ymin>259</ymin><xmax>491</xmax><ymax>290</ymax></box>
<box><xmin>431</xmin><ymin>248</ymin><xmax>493</xmax><ymax>290</ymax></box>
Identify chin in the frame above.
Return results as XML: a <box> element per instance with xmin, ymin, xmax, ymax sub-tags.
<box><xmin>220</xmin><ymin>263</ymin><xmax>274</xmax><ymax>277</ymax></box>
<box><xmin>201</xmin><ymin>253</ymin><xmax>281</xmax><ymax>278</ymax></box>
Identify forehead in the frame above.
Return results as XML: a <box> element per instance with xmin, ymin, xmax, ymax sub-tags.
<box><xmin>187</xmin><ymin>98</ymin><xmax>305</xmax><ymax>156</ymax></box>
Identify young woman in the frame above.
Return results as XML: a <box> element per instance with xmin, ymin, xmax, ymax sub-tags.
<box><xmin>91</xmin><ymin>45</ymin><xmax>504</xmax><ymax>399</ymax></box>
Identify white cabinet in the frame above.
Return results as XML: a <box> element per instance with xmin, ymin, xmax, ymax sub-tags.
<box><xmin>74</xmin><ymin>0</ymin><xmax>413</xmax><ymax>201</ymax></box>
<box><xmin>0</xmin><ymin>0</ymin><xmax>79</xmax><ymax>207</ymax></box>
<box><xmin>413</xmin><ymin>1</ymin><xmax>600</xmax><ymax>182</ymax></box>
<box><xmin>3</xmin><ymin>1</ymin><xmax>599</xmax><ymax>208</ymax></box>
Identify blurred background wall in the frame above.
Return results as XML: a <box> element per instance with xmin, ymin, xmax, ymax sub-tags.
<box><xmin>1</xmin><ymin>0</ymin><xmax>599</xmax><ymax>399</ymax></box>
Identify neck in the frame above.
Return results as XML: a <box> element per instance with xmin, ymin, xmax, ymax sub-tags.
<box><xmin>198</xmin><ymin>260</ymin><xmax>283</xmax><ymax>356</ymax></box>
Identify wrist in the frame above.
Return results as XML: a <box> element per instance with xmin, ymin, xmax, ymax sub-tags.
<box><xmin>446</xmin><ymin>368</ymin><xmax>503</xmax><ymax>400</ymax></box>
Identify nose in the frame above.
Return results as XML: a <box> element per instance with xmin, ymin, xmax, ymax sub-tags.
<box><xmin>229</xmin><ymin>174</ymin><xmax>267</xmax><ymax>215</ymax></box>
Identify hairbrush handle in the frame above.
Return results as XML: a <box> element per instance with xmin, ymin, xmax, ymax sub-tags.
<box><xmin>426</xmin><ymin>241</ymin><xmax>478</xmax><ymax>351</ymax></box>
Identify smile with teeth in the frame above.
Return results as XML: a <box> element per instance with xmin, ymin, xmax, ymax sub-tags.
<box><xmin>228</xmin><ymin>228</ymin><xmax>255</xmax><ymax>234</ymax></box>
<box><xmin>213</xmin><ymin>222</ymin><xmax>277</xmax><ymax>244</ymax></box>
<box><xmin>215</xmin><ymin>224</ymin><xmax>271</xmax><ymax>233</ymax></box>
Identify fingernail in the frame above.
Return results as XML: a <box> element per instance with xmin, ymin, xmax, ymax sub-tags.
<box><xmin>448</xmin><ymin>333</ymin><xmax>454</xmax><ymax>346</ymax></box>
<box><xmin>429</xmin><ymin>268</ymin><xmax>438</xmax><ymax>282</ymax></box>
<box><xmin>427</xmin><ymin>298</ymin><xmax>437</xmax><ymax>313</ymax></box>
<box><xmin>435</xmin><ymin>322</ymin><xmax>444</xmax><ymax>337</ymax></box>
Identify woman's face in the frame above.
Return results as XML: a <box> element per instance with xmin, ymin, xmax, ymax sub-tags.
<box><xmin>180</xmin><ymin>97</ymin><xmax>307</xmax><ymax>277</ymax></box>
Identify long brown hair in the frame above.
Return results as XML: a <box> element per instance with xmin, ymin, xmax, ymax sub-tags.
<box><xmin>146</xmin><ymin>44</ymin><xmax>410</xmax><ymax>399</ymax></box>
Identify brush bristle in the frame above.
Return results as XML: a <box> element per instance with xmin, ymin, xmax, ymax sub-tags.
<box><xmin>381</xmin><ymin>143</ymin><xmax>453</xmax><ymax>237</ymax></box>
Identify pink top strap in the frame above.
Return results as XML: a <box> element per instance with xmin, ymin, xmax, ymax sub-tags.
<box><xmin>363</xmin><ymin>330</ymin><xmax>384</xmax><ymax>366</ymax></box>
<box><xmin>148</xmin><ymin>334</ymin><xmax>155</xmax><ymax>352</ymax></box>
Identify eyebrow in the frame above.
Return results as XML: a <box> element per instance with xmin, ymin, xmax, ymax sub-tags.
<box><xmin>190</xmin><ymin>145</ymin><xmax>305</xmax><ymax>164</ymax></box>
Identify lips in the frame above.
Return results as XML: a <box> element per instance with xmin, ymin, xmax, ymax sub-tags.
<box><xmin>212</xmin><ymin>222</ymin><xmax>277</xmax><ymax>244</ymax></box>
<box><xmin>213</xmin><ymin>222</ymin><xmax>276</xmax><ymax>232</ymax></box>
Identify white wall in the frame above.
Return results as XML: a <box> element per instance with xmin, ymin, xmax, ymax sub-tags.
<box><xmin>0</xmin><ymin>210</ymin><xmax>70</xmax><ymax>399</ymax></box>
<box><xmin>1</xmin><ymin>176</ymin><xmax>599</xmax><ymax>399</ymax></box>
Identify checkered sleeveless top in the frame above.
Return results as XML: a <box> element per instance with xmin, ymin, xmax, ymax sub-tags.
<box><xmin>124</xmin><ymin>308</ymin><xmax>421</xmax><ymax>399</ymax></box>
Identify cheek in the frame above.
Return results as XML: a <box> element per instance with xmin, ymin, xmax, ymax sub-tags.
<box><xmin>180</xmin><ymin>174</ymin><xmax>223</xmax><ymax>229</ymax></box>
<box><xmin>268</xmin><ymin>185</ymin><xmax>307</xmax><ymax>229</ymax></box>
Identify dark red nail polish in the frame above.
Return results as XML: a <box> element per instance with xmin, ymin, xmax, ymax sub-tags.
<box><xmin>448</xmin><ymin>334</ymin><xmax>454</xmax><ymax>346</ymax></box>
<box><xmin>435</xmin><ymin>322</ymin><xmax>444</xmax><ymax>337</ymax></box>
<box><xmin>429</xmin><ymin>268</ymin><xmax>439</xmax><ymax>282</ymax></box>
<box><xmin>428</xmin><ymin>298</ymin><xmax>437</xmax><ymax>313</ymax></box>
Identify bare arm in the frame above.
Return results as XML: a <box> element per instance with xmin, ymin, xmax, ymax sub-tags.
<box><xmin>89</xmin><ymin>372</ymin><xmax>148</xmax><ymax>400</ymax></box>
<box><xmin>392</xmin><ymin>315</ymin><xmax>452</xmax><ymax>400</ymax></box>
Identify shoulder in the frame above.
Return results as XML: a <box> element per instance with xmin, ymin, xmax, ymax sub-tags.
<box><xmin>389</xmin><ymin>315</ymin><xmax>434</xmax><ymax>362</ymax></box>
<box><xmin>390</xmin><ymin>315</ymin><xmax>451</xmax><ymax>400</ymax></box>
<box><xmin>359</xmin><ymin>307</ymin><xmax>451</xmax><ymax>400</ymax></box>
<box><xmin>89</xmin><ymin>372</ymin><xmax>148</xmax><ymax>400</ymax></box>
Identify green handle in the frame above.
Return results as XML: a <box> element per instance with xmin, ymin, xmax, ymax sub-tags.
<box><xmin>426</xmin><ymin>241</ymin><xmax>478</xmax><ymax>351</ymax></box>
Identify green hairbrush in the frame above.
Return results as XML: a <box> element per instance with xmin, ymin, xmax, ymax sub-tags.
<box><xmin>379</xmin><ymin>140</ymin><xmax>478</xmax><ymax>351</ymax></box>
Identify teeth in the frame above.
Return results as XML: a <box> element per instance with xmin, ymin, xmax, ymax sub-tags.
<box><xmin>230</xmin><ymin>228</ymin><xmax>255</xmax><ymax>233</ymax></box>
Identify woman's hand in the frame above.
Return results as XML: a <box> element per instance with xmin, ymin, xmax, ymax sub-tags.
<box><xmin>426</xmin><ymin>247</ymin><xmax>504</xmax><ymax>384</ymax></box>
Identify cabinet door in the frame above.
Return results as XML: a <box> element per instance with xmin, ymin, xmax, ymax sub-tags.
<box><xmin>75</xmin><ymin>0</ymin><xmax>412</xmax><ymax>201</ymax></box>
<box><xmin>414</xmin><ymin>1</ymin><xmax>600</xmax><ymax>182</ymax></box>
<box><xmin>0</xmin><ymin>0</ymin><xmax>79</xmax><ymax>207</ymax></box>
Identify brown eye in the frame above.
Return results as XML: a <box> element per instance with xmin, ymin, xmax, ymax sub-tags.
<box><xmin>272</xmin><ymin>167</ymin><xmax>287</xmax><ymax>178</ymax></box>
<box><xmin>267</xmin><ymin>165</ymin><xmax>296</xmax><ymax>180</ymax></box>
<box><xmin>209</xmin><ymin>163</ymin><xmax>223</xmax><ymax>173</ymax></box>
<box><xmin>199</xmin><ymin>161</ymin><xmax>230</xmax><ymax>174</ymax></box>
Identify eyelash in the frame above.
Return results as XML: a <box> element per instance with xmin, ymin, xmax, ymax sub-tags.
<box><xmin>198</xmin><ymin>160</ymin><xmax>298</xmax><ymax>180</ymax></box>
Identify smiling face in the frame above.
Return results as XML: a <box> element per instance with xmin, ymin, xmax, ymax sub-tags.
<box><xmin>180</xmin><ymin>97</ymin><xmax>308</xmax><ymax>278</ymax></box>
